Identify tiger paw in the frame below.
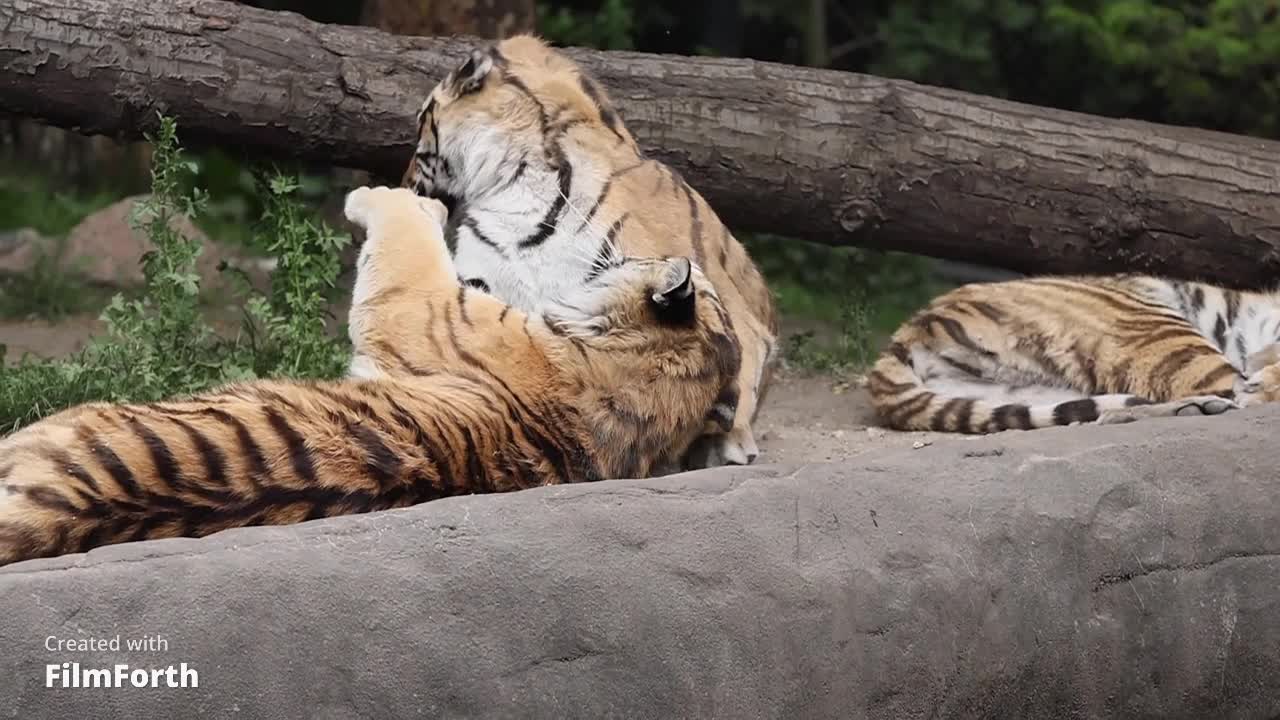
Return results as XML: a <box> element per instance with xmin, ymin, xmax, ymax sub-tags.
<box><xmin>343</xmin><ymin>186</ymin><xmax>447</xmax><ymax>231</ymax></box>
<box><xmin>682</xmin><ymin>428</ymin><xmax>760</xmax><ymax>469</ymax></box>
<box><xmin>342</xmin><ymin>186</ymin><xmax>383</xmax><ymax>230</ymax></box>
<box><xmin>414</xmin><ymin>196</ymin><xmax>449</xmax><ymax>226</ymax></box>
<box><xmin>1097</xmin><ymin>395</ymin><xmax>1239</xmax><ymax>425</ymax></box>
<box><xmin>1171</xmin><ymin>395</ymin><xmax>1239</xmax><ymax>417</ymax></box>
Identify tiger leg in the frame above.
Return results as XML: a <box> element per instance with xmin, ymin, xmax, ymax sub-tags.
<box><xmin>343</xmin><ymin>186</ymin><xmax>548</xmax><ymax>381</ymax></box>
<box><xmin>1097</xmin><ymin>350</ymin><xmax>1243</xmax><ymax>423</ymax></box>
<box><xmin>343</xmin><ymin>186</ymin><xmax>459</xmax><ymax>377</ymax></box>
<box><xmin>687</xmin><ymin>322</ymin><xmax>772</xmax><ymax>468</ymax></box>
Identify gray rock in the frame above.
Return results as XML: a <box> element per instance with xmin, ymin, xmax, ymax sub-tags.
<box><xmin>0</xmin><ymin>197</ymin><xmax>273</xmax><ymax>291</ymax></box>
<box><xmin>3</xmin><ymin>406</ymin><xmax>1280</xmax><ymax>719</ymax></box>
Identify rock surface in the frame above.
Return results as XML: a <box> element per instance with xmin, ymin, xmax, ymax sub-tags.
<box><xmin>0</xmin><ymin>197</ymin><xmax>270</xmax><ymax>290</ymax></box>
<box><xmin>3</xmin><ymin>407</ymin><xmax>1280</xmax><ymax>719</ymax></box>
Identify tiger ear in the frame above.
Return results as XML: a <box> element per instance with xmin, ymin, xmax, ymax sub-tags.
<box><xmin>650</xmin><ymin>257</ymin><xmax>695</xmax><ymax>323</ymax></box>
<box><xmin>453</xmin><ymin>50</ymin><xmax>494</xmax><ymax>95</ymax></box>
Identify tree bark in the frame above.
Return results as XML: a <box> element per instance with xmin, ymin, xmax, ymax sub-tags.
<box><xmin>3</xmin><ymin>0</ymin><xmax>1280</xmax><ymax>288</ymax></box>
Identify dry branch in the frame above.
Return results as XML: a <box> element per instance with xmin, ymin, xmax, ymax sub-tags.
<box><xmin>3</xmin><ymin>0</ymin><xmax>1280</xmax><ymax>287</ymax></box>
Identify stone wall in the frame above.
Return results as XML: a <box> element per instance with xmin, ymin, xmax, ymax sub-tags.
<box><xmin>3</xmin><ymin>408</ymin><xmax>1279</xmax><ymax>718</ymax></box>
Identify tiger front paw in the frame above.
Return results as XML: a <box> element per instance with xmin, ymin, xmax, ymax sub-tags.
<box><xmin>1097</xmin><ymin>395</ymin><xmax>1239</xmax><ymax>425</ymax></box>
<box><xmin>343</xmin><ymin>186</ymin><xmax>448</xmax><ymax>232</ymax></box>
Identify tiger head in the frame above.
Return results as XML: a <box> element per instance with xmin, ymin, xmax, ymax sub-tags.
<box><xmin>541</xmin><ymin>254</ymin><xmax>742</xmax><ymax>473</ymax></box>
<box><xmin>402</xmin><ymin>34</ymin><xmax>636</xmax><ymax>208</ymax></box>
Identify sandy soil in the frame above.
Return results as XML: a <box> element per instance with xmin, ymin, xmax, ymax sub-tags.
<box><xmin>0</xmin><ymin>311</ymin><xmax>943</xmax><ymax>465</ymax></box>
<box><xmin>751</xmin><ymin>367</ymin><xmax>941</xmax><ymax>465</ymax></box>
<box><xmin>0</xmin><ymin>314</ymin><xmax>104</xmax><ymax>361</ymax></box>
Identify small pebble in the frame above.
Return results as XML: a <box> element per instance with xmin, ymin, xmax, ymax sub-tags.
<box><xmin>912</xmin><ymin>440</ymin><xmax>933</xmax><ymax>449</ymax></box>
<box><xmin>832</xmin><ymin>429</ymin><xmax>845</xmax><ymax>439</ymax></box>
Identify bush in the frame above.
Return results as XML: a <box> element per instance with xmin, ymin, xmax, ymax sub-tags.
<box><xmin>0</xmin><ymin>116</ymin><xmax>351</xmax><ymax>433</ymax></box>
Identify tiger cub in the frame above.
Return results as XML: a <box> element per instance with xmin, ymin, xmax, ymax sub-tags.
<box><xmin>868</xmin><ymin>274</ymin><xmax>1280</xmax><ymax>433</ymax></box>
<box><xmin>401</xmin><ymin>34</ymin><xmax>778</xmax><ymax>469</ymax></box>
<box><xmin>0</xmin><ymin>187</ymin><xmax>740</xmax><ymax>567</ymax></box>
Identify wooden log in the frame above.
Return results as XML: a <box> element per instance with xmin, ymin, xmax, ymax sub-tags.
<box><xmin>3</xmin><ymin>0</ymin><xmax>1280</xmax><ymax>287</ymax></box>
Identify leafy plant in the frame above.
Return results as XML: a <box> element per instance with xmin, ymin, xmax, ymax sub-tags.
<box><xmin>240</xmin><ymin>172</ymin><xmax>351</xmax><ymax>379</ymax></box>
<box><xmin>0</xmin><ymin>116</ymin><xmax>350</xmax><ymax>433</ymax></box>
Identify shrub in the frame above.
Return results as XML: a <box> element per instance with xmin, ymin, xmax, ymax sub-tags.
<box><xmin>0</xmin><ymin>116</ymin><xmax>351</xmax><ymax>433</ymax></box>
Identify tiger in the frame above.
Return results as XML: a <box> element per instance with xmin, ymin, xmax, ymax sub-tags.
<box><xmin>0</xmin><ymin>186</ymin><xmax>741</xmax><ymax>567</ymax></box>
<box><xmin>400</xmin><ymin>34</ymin><xmax>778</xmax><ymax>469</ymax></box>
<box><xmin>867</xmin><ymin>274</ymin><xmax>1280</xmax><ymax>433</ymax></box>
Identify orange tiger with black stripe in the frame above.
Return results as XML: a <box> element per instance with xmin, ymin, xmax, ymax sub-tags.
<box><xmin>401</xmin><ymin>34</ymin><xmax>778</xmax><ymax>469</ymax></box>
<box><xmin>0</xmin><ymin>187</ymin><xmax>740</xmax><ymax>567</ymax></box>
<box><xmin>869</xmin><ymin>275</ymin><xmax>1280</xmax><ymax>433</ymax></box>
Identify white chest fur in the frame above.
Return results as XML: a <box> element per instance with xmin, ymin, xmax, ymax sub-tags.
<box><xmin>448</xmin><ymin>149</ymin><xmax>615</xmax><ymax>313</ymax></box>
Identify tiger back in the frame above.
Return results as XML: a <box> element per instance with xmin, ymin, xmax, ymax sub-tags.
<box><xmin>0</xmin><ymin>188</ymin><xmax>741</xmax><ymax>567</ymax></box>
<box><xmin>868</xmin><ymin>274</ymin><xmax>1280</xmax><ymax>433</ymax></box>
<box><xmin>401</xmin><ymin>34</ymin><xmax>778</xmax><ymax>468</ymax></box>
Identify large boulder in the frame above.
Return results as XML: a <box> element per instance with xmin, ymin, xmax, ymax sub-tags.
<box><xmin>3</xmin><ymin>407</ymin><xmax>1279</xmax><ymax>718</ymax></box>
<box><xmin>0</xmin><ymin>197</ymin><xmax>272</xmax><ymax>291</ymax></box>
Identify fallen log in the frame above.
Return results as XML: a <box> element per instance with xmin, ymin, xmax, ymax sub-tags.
<box><xmin>3</xmin><ymin>0</ymin><xmax>1280</xmax><ymax>287</ymax></box>
<box><xmin>4</xmin><ymin>407</ymin><xmax>1280</xmax><ymax>717</ymax></box>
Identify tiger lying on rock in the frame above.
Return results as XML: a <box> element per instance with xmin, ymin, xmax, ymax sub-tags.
<box><xmin>401</xmin><ymin>34</ymin><xmax>778</xmax><ymax>469</ymax></box>
<box><xmin>868</xmin><ymin>274</ymin><xmax>1280</xmax><ymax>433</ymax></box>
<box><xmin>0</xmin><ymin>187</ymin><xmax>741</xmax><ymax>567</ymax></box>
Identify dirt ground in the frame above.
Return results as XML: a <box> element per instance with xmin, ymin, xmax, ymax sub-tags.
<box><xmin>1</xmin><ymin>314</ymin><xmax>104</xmax><ymax>360</ymax></box>
<box><xmin>1</xmin><ymin>312</ymin><xmax>942</xmax><ymax>465</ymax></box>
<box><xmin>750</xmin><ymin>366</ymin><xmax>942</xmax><ymax>465</ymax></box>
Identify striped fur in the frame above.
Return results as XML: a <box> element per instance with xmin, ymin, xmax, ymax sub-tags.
<box><xmin>0</xmin><ymin>188</ymin><xmax>740</xmax><ymax>567</ymax></box>
<box><xmin>869</xmin><ymin>275</ymin><xmax>1280</xmax><ymax>433</ymax></box>
<box><xmin>401</xmin><ymin>34</ymin><xmax>778</xmax><ymax>468</ymax></box>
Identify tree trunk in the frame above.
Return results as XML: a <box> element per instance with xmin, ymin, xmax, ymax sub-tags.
<box><xmin>360</xmin><ymin>0</ymin><xmax>534</xmax><ymax>39</ymax></box>
<box><xmin>3</xmin><ymin>0</ymin><xmax>1280</xmax><ymax>289</ymax></box>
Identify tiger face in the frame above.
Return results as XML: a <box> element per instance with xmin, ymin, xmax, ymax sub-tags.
<box><xmin>402</xmin><ymin>35</ymin><xmax>633</xmax><ymax>209</ymax></box>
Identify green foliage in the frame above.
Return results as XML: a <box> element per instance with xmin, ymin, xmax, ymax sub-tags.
<box><xmin>781</xmin><ymin>286</ymin><xmax>876</xmax><ymax>373</ymax></box>
<box><xmin>239</xmin><ymin>173</ymin><xmax>351</xmax><ymax>379</ymax></box>
<box><xmin>872</xmin><ymin>0</ymin><xmax>1037</xmax><ymax>95</ymax></box>
<box><xmin>741</xmin><ymin>233</ymin><xmax>947</xmax><ymax>370</ymax></box>
<box><xmin>0</xmin><ymin>116</ymin><xmax>350</xmax><ymax>433</ymax></box>
<box><xmin>872</xmin><ymin>0</ymin><xmax>1280</xmax><ymax>138</ymax></box>
<box><xmin>94</xmin><ymin>117</ymin><xmax>217</xmax><ymax>398</ymax></box>
<box><xmin>185</xmin><ymin>147</ymin><xmax>337</xmax><ymax>254</ymax></box>
<box><xmin>538</xmin><ymin>0</ymin><xmax>636</xmax><ymax>49</ymax></box>
<box><xmin>1046</xmin><ymin>0</ymin><xmax>1280</xmax><ymax>135</ymax></box>
<box><xmin>0</xmin><ymin>174</ymin><xmax>118</xmax><ymax>237</ymax></box>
